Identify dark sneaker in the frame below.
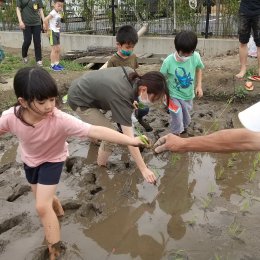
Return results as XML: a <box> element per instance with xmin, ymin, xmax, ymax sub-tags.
<box><xmin>138</xmin><ymin>118</ymin><xmax>153</xmax><ymax>132</ymax></box>
<box><xmin>51</xmin><ymin>65</ymin><xmax>62</xmax><ymax>72</ymax></box>
<box><xmin>56</xmin><ymin>64</ymin><xmax>64</xmax><ymax>70</ymax></box>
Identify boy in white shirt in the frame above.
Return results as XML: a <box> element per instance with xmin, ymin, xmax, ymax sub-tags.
<box><xmin>44</xmin><ymin>0</ymin><xmax>64</xmax><ymax>71</ymax></box>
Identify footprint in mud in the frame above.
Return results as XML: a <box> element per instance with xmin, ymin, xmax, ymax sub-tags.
<box><xmin>24</xmin><ymin>242</ymin><xmax>84</xmax><ymax>260</ymax></box>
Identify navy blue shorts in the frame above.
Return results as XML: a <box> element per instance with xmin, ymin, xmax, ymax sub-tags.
<box><xmin>24</xmin><ymin>162</ymin><xmax>64</xmax><ymax>185</ymax></box>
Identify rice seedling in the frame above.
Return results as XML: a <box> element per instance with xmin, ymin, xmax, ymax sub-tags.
<box><xmin>228</xmin><ymin>221</ymin><xmax>244</xmax><ymax>239</ymax></box>
<box><xmin>171</xmin><ymin>154</ymin><xmax>181</xmax><ymax>166</ymax></box>
<box><xmin>227</xmin><ymin>158</ymin><xmax>234</xmax><ymax>168</ymax></box>
<box><xmin>215</xmin><ymin>167</ymin><xmax>225</xmax><ymax>180</ymax></box>
<box><xmin>247</xmin><ymin>169</ymin><xmax>256</xmax><ymax>182</ymax></box>
<box><xmin>201</xmin><ymin>195</ymin><xmax>212</xmax><ymax>210</ymax></box>
<box><xmin>168</xmin><ymin>249</ymin><xmax>187</xmax><ymax>260</ymax></box>
<box><xmin>186</xmin><ymin>215</ymin><xmax>197</xmax><ymax>227</ymax></box>
<box><xmin>240</xmin><ymin>199</ymin><xmax>250</xmax><ymax>214</ymax></box>
<box><xmin>135</xmin><ymin>127</ymin><xmax>152</xmax><ymax>148</ymax></box>
<box><xmin>208</xmin><ymin>183</ymin><xmax>216</xmax><ymax>197</ymax></box>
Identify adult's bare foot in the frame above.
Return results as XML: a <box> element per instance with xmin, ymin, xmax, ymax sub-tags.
<box><xmin>235</xmin><ymin>68</ymin><xmax>246</xmax><ymax>79</ymax></box>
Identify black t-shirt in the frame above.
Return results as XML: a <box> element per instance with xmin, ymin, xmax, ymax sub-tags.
<box><xmin>239</xmin><ymin>0</ymin><xmax>260</xmax><ymax>16</ymax></box>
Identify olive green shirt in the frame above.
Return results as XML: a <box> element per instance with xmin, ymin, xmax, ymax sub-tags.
<box><xmin>107</xmin><ymin>53</ymin><xmax>138</xmax><ymax>69</ymax></box>
<box><xmin>67</xmin><ymin>67</ymin><xmax>136</xmax><ymax>126</ymax></box>
<box><xmin>17</xmin><ymin>0</ymin><xmax>43</xmax><ymax>26</ymax></box>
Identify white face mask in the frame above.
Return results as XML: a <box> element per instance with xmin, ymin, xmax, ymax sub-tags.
<box><xmin>138</xmin><ymin>92</ymin><xmax>152</xmax><ymax>106</ymax></box>
<box><xmin>174</xmin><ymin>51</ymin><xmax>192</xmax><ymax>62</ymax></box>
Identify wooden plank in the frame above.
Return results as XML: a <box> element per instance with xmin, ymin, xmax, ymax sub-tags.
<box><xmin>74</xmin><ymin>56</ymin><xmax>111</xmax><ymax>64</ymax></box>
<box><xmin>141</xmin><ymin>53</ymin><xmax>153</xmax><ymax>58</ymax></box>
<box><xmin>137</xmin><ymin>57</ymin><xmax>163</xmax><ymax>64</ymax></box>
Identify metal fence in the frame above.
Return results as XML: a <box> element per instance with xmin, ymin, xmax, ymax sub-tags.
<box><xmin>0</xmin><ymin>0</ymin><xmax>240</xmax><ymax>38</ymax></box>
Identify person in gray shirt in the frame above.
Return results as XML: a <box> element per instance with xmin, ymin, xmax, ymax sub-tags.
<box><xmin>68</xmin><ymin>66</ymin><xmax>169</xmax><ymax>184</ymax></box>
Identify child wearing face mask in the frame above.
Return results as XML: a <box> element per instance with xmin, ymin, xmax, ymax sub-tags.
<box><xmin>107</xmin><ymin>25</ymin><xmax>153</xmax><ymax>132</ymax></box>
<box><xmin>160</xmin><ymin>30</ymin><xmax>204</xmax><ymax>136</ymax></box>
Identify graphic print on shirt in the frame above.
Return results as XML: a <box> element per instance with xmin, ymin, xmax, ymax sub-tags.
<box><xmin>174</xmin><ymin>67</ymin><xmax>193</xmax><ymax>91</ymax></box>
<box><xmin>56</xmin><ymin>16</ymin><xmax>61</xmax><ymax>30</ymax></box>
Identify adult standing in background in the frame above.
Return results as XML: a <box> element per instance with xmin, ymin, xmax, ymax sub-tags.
<box><xmin>0</xmin><ymin>0</ymin><xmax>7</xmax><ymax>84</ymax></box>
<box><xmin>236</xmin><ymin>0</ymin><xmax>260</xmax><ymax>78</ymax></box>
<box><xmin>16</xmin><ymin>0</ymin><xmax>46</xmax><ymax>67</ymax></box>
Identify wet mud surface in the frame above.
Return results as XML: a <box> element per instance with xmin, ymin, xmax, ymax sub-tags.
<box><xmin>1</xmin><ymin>50</ymin><xmax>260</xmax><ymax>259</ymax></box>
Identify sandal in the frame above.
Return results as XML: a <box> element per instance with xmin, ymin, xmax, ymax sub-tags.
<box><xmin>247</xmin><ymin>75</ymin><xmax>260</xmax><ymax>81</ymax></box>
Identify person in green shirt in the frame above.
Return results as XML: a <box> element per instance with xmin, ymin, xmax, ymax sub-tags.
<box><xmin>160</xmin><ymin>31</ymin><xmax>204</xmax><ymax>136</ymax></box>
<box><xmin>16</xmin><ymin>0</ymin><xmax>46</xmax><ymax>66</ymax></box>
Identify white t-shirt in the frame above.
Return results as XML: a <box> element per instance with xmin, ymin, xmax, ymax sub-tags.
<box><xmin>49</xmin><ymin>9</ymin><xmax>62</xmax><ymax>32</ymax></box>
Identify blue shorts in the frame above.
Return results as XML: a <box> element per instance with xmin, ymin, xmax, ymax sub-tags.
<box><xmin>24</xmin><ymin>162</ymin><xmax>64</xmax><ymax>185</ymax></box>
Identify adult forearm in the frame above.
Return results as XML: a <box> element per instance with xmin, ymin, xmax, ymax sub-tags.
<box><xmin>16</xmin><ymin>7</ymin><xmax>22</xmax><ymax>23</ymax></box>
<box><xmin>181</xmin><ymin>129</ymin><xmax>260</xmax><ymax>153</ymax></box>
<box><xmin>127</xmin><ymin>145</ymin><xmax>147</xmax><ymax>171</ymax></box>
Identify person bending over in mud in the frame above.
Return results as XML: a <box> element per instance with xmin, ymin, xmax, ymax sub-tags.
<box><xmin>67</xmin><ymin>67</ymin><xmax>169</xmax><ymax>184</ymax></box>
<box><xmin>0</xmin><ymin>67</ymin><xmax>148</xmax><ymax>260</ymax></box>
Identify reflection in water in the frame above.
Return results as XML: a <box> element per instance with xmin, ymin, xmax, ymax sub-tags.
<box><xmin>81</xmin><ymin>148</ymin><xmax>260</xmax><ymax>259</ymax></box>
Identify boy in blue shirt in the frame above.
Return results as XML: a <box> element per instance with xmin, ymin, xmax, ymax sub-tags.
<box><xmin>160</xmin><ymin>31</ymin><xmax>204</xmax><ymax>135</ymax></box>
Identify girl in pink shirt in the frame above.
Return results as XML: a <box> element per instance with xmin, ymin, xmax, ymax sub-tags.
<box><xmin>0</xmin><ymin>67</ymin><xmax>146</xmax><ymax>259</ymax></box>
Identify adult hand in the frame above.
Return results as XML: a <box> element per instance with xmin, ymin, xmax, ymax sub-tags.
<box><xmin>154</xmin><ymin>134</ymin><xmax>185</xmax><ymax>153</ymax></box>
<box><xmin>141</xmin><ymin>167</ymin><xmax>157</xmax><ymax>184</ymax></box>
<box><xmin>42</xmin><ymin>23</ymin><xmax>47</xmax><ymax>33</ymax></box>
<box><xmin>19</xmin><ymin>21</ymin><xmax>25</xmax><ymax>30</ymax></box>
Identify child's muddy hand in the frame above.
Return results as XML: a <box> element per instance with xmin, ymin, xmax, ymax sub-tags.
<box><xmin>142</xmin><ymin>168</ymin><xmax>157</xmax><ymax>184</ymax></box>
<box><xmin>138</xmin><ymin>135</ymin><xmax>153</xmax><ymax>148</ymax></box>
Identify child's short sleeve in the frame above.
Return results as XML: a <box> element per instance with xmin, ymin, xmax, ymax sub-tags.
<box><xmin>194</xmin><ymin>52</ymin><xmax>204</xmax><ymax>69</ymax></box>
<box><xmin>56</xmin><ymin>110</ymin><xmax>92</xmax><ymax>138</ymax></box>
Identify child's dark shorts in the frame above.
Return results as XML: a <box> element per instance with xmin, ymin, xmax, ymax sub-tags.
<box><xmin>49</xmin><ymin>30</ymin><xmax>60</xmax><ymax>46</ymax></box>
<box><xmin>24</xmin><ymin>162</ymin><xmax>64</xmax><ymax>185</ymax></box>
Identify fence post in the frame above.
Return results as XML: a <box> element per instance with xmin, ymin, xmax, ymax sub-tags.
<box><xmin>205</xmin><ymin>0</ymin><xmax>211</xmax><ymax>38</ymax></box>
<box><xmin>111</xmin><ymin>0</ymin><xmax>116</xmax><ymax>36</ymax></box>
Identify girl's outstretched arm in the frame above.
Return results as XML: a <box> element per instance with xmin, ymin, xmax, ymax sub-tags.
<box><xmin>87</xmin><ymin>125</ymin><xmax>144</xmax><ymax>147</ymax></box>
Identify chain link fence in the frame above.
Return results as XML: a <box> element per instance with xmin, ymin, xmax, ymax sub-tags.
<box><xmin>0</xmin><ymin>0</ymin><xmax>240</xmax><ymax>38</ymax></box>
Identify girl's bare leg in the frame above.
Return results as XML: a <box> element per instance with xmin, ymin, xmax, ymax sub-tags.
<box><xmin>52</xmin><ymin>195</ymin><xmax>64</xmax><ymax>217</ymax></box>
<box><xmin>35</xmin><ymin>184</ymin><xmax>61</xmax><ymax>259</ymax></box>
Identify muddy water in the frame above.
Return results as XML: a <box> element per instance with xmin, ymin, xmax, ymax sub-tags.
<box><xmin>1</xmin><ymin>101</ymin><xmax>260</xmax><ymax>259</ymax></box>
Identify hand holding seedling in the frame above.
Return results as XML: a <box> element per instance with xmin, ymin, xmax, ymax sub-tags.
<box><xmin>154</xmin><ymin>134</ymin><xmax>186</xmax><ymax>153</ymax></box>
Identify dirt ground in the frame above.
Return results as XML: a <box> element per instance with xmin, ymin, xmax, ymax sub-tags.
<box><xmin>1</xmin><ymin>48</ymin><xmax>260</xmax><ymax>260</ymax></box>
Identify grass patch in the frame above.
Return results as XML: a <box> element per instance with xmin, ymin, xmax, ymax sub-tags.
<box><xmin>0</xmin><ymin>51</ymin><xmax>85</xmax><ymax>75</ymax></box>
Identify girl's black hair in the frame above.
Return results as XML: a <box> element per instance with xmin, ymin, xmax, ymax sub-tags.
<box><xmin>174</xmin><ymin>30</ymin><xmax>198</xmax><ymax>53</ymax></box>
<box><xmin>13</xmin><ymin>67</ymin><xmax>58</xmax><ymax>126</ymax></box>
<box><xmin>128</xmin><ymin>71</ymin><xmax>169</xmax><ymax>106</ymax></box>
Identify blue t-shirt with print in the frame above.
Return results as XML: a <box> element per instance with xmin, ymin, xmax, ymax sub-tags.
<box><xmin>160</xmin><ymin>51</ymin><xmax>204</xmax><ymax>100</ymax></box>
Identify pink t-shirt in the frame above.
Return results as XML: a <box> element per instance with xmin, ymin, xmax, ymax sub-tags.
<box><xmin>0</xmin><ymin>107</ymin><xmax>92</xmax><ymax>167</ymax></box>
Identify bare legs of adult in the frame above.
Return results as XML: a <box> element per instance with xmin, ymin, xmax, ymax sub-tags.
<box><xmin>257</xmin><ymin>46</ymin><xmax>260</xmax><ymax>76</ymax></box>
<box><xmin>236</xmin><ymin>43</ymin><xmax>248</xmax><ymax>78</ymax></box>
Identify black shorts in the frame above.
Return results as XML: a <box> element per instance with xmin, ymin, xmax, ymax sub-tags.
<box><xmin>24</xmin><ymin>162</ymin><xmax>64</xmax><ymax>185</ymax></box>
<box><xmin>49</xmin><ymin>30</ymin><xmax>60</xmax><ymax>46</ymax></box>
<box><xmin>238</xmin><ymin>13</ymin><xmax>260</xmax><ymax>46</ymax></box>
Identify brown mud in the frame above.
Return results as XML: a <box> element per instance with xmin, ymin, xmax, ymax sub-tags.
<box><xmin>0</xmin><ymin>48</ymin><xmax>260</xmax><ymax>260</ymax></box>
